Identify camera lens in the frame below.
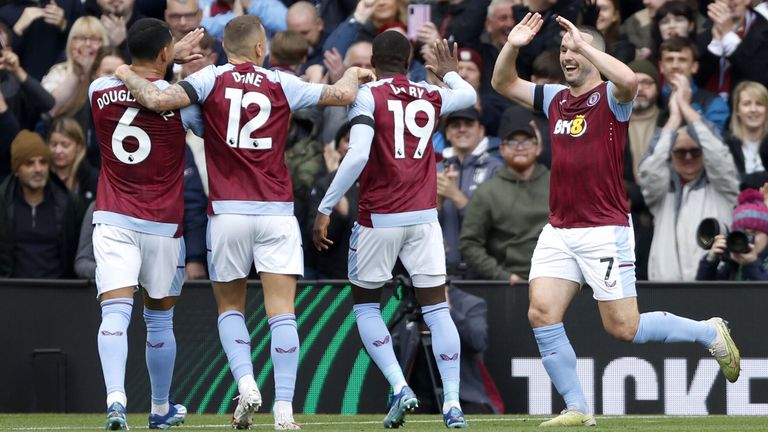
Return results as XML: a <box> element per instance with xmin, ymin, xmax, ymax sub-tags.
<box><xmin>696</xmin><ymin>218</ymin><xmax>726</xmax><ymax>249</ymax></box>
<box><xmin>726</xmin><ymin>231</ymin><xmax>752</xmax><ymax>254</ymax></box>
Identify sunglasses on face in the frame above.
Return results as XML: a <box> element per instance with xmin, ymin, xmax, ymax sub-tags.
<box><xmin>672</xmin><ymin>147</ymin><xmax>703</xmax><ymax>159</ymax></box>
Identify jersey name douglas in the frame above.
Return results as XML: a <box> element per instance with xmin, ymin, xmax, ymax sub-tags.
<box><xmin>180</xmin><ymin>63</ymin><xmax>322</xmax><ymax>215</ymax></box>
<box><xmin>89</xmin><ymin>77</ymin><xmax>200</xmax><ymax>237</ymax></box>
<box><xmin>542</xmin><ymin>81</ymin><xmax>632</xmax><ymax>228</ymax></box>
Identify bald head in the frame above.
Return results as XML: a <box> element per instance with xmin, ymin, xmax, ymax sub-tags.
<box><xmin>223</xmin><ymin>15</ymin><xmax>266</xmax><ymax>61</ymax></box>
<box><xmin>287</xmin><ymin>0</ymin><xmax>323</xmax><ymax>46</ymax></box>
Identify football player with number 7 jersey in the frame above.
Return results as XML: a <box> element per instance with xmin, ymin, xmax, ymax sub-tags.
<box><xmin>312</xmin><ymin>32</ymin><xmax>476</xmax><ymax>429</ymax></box>
<box><xmin>114</xmin><ymin>15</ymin><xmax>375</xmax><ymax>431</ymax></box>
<box><xmin>89</xmin><ymin>19</ymin><xmax>205</xmax><ymax>431</ymax></box>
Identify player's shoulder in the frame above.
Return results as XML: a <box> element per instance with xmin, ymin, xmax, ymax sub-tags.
<box><xmin>89</xmin><ymin>76</ymin><xmax>123</xmax><ymax>94</ymax></box>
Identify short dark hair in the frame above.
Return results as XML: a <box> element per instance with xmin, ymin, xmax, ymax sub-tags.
<box><xmin>659</xmin><ymin>35</ymin><xmax>699</xmax><ymax>59</ymax></box>
<box><xmin>127</xmin><ymin>18</ymin><xmax>173</xmax><ymax>62</ymax></box>
<box><xmin>575</xmin><ymin>25</ymin><xmax>605</xmax><ymax>52</ymax></box>
<box><xmin>372</xmin><ymin>31</ymin><xmax>410</xmax><ymax>73</ymax></box>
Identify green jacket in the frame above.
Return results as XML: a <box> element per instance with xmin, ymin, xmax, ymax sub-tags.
<box><xmin>459</xmin><ymin>164</ymin><xmax>550</xmax><ymax>280</ymax></box>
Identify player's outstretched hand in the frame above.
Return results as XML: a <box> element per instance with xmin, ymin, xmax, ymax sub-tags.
<box><xmin>507</xmin><ymin>12</ymin><xmax>543</xmax><ymax>48</ymax></box>
<box><xmin>557</xmin><ymin>16</ymin><xmax>586</xmax><ymax>53</ymax></box>
<box><xmin>173</xmin><ymin>27</ymin><xmax>205</xmax><ymax>64</ymax></box>
<box><xmin>425</xmin><ymin>39</ymin><xmax>458</xmax><ymax>81</ymax></box>
<box><xmin>313</xmin><ymin>213</ymin><xmax>334</xmax><ymax>251</ymax></box>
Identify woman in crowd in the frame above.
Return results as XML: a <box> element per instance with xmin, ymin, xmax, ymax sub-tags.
<box><xmin>585</xmin><ymin>0</ymin><xmax>635</xmax><ymax>64</ymax></box>
<box><xmin>48</xmin><ymin>116</ymin><xmax>98</xmax><ymax>203</ymax></box>
<box><xmin>41</xmin><ymin>16</ymin><xmax>109</xmax><ymax>131</ymax></box>
<box><xmin>725</xmin><ymin>81</ymin><xmax>768</xmax><ymax>178</ymax></box>
<box><xmin>649</xmin><ymin>1</ymin><xmax>700</xmax><ymax>62</ymax></box>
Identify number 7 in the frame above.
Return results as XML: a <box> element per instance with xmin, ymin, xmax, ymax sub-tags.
<box><xmin>600</xmin><ymin>257</ymin><xmax>614</xmax><ymax>281</ymax></box>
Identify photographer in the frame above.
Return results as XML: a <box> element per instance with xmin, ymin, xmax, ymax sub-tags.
<box><xmin>696</xmin><ymin>188</ymin><xmax>768</xmax><ymax>281</ymax></box>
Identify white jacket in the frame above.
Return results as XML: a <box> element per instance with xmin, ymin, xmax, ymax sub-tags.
<box><xmin>638</xmin><ymin>121</ymin><xmax>739</xmax><ymax>281</ymax></box>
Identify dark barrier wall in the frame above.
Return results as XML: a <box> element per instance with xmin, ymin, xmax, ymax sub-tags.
<box><xmin>1</xmin><ymin>280</ymin><xmax>766</xmax><ymax>415</ymax></box>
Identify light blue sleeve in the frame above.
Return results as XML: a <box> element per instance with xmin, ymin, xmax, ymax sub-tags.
<box><xmin>273</xmin><ymin>70</ymin><xmax>323</xmax><ymax>111</ymax></box>
<box><xmin>201</xmin><ymin>12</ymin><xmax>233</xmax><ymax>40</ymax></box>
<box><xmin>248</xmin><ymin>0</ymin><xmax>287</xmax><ymax>35</ymax></box>
<box><xmin>607</xmin><ymin>81</ymin><xmax>634</xmax><ymax>122</ymax></box>
<box><xmin>533</xmin><ymin>84</ymin><xmax>568</xmax><ymax>119</ymax></box>
<box><xmin>317</xmin><ymin>123</ymin><xmax>374</xmax><ymax>215</ymax></box>
<box><xmin>180</xmin><ymin>104</ymin><xmax>204</xmax><ymax>137</ymax></box>
<box><xmin>181</xmin><ymin>64</ymin><xmax>222</xmax><ymax>104</ymax></box>
<box><xmin>432</xmin><ymin>72</ymin><xmax>477</xmax><ymax>115</ymax></box>
<box><xmin>347</xmin><ymin>86</ymin><xmax>375</xmax><ymax>121</ymax></box>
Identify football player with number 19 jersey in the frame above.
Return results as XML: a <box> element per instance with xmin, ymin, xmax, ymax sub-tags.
<box><xmin>313</xmin><ymin>32</ymin><xmax>475</xmax><ymax>429</ymax></box>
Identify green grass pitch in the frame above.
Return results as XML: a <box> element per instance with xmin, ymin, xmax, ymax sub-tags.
<box><xmin>0</xmin><ymin>414</ymin><xmax>767</xmax><ymax>431</ymax></box>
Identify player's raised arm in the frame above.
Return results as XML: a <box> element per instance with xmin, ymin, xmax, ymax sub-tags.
<box><xmin>115</xmin><ymin>64</ymin><xmax>192</xmax><ymax>112</ymax></box>
<box><xmin>427</xmin><ymin>39</ymin><xmax>477</xmax><ymax>113</ymax></box>
<box><xmin>318</xmin><ymin>66</ymin><xmax>376</xmax><ymax>107</ymax></box>
<box><xmin>491</xmin><ymin>12</ymin><xmax>542</xmax><ymax>109</ymax></box>
<box><xmin>557</xmin><ymin>16</ymin><xmax>638</xmax><ymax>103</ymax></box>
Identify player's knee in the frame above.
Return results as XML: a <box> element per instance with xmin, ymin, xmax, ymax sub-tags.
<box><xmin>605</xmin><ymin>321</ymin><xmax>638</xmax><ymax>342</ymax></box>
<box><xmin>528</xmin><ymin>306</ymin><xmax>553</xmax><ymax>328</ymax></box>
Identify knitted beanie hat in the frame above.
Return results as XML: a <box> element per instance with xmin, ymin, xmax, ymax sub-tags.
<box><xmin>731</xmin><ymin>188</ymin><xmax>768</xmax><ymax>234</ymax></box>
<box><xmin>11</xmin><ymin>130</ymin><xmax>50</xmax><ymax>174</ymax></box>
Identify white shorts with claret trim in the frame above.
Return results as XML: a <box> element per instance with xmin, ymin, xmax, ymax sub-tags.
<box><xmin>93</xmin><ymin>224</ymin><xmax>185</xmax><ymax>299</ymax></box>
<box><xmin>207</xmin><ymin>214</ymin><xmax>303</xmax><ymax>282</ymax></box>
<box><xmin>529</xmin><ymin>223</ymin><xmax>637</xmax><ymax>301</ymax></box>
<box><xmin>348</xmin><ymin>222</ymin><xmax>446</xmax><ymax>289</ymax></box>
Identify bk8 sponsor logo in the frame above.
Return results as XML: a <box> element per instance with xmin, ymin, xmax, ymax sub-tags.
<box><xmin>553</xmin><ymin>114</ymin><xmax>587</xmax><ymax>137</ymax></box>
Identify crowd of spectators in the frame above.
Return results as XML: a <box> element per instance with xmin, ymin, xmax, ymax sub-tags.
<box><xmin>1</xmin><ymin>0</ymin><xmax>768</xmax><ymax>283</ymax></box>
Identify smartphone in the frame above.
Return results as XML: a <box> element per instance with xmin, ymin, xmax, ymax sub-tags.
<box><xmin>407</xmin><ymin>3</ymin><xmax>431</xmax><ymax>41</ymax></box>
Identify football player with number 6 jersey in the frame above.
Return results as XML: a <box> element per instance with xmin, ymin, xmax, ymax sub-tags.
<box><xmin>89</xmin><ymin>19</ymin><xmax>205</xmax><ymax>431</ymax></box>
<box><xmin>115</xmin><ymin>15</ymin><xmax>375</xmax><ymax>430</ymax></box>
<box><xmin>312</xmin><ymin>32</ymin><xmax>475</xmax><ymax>429</ymax></box>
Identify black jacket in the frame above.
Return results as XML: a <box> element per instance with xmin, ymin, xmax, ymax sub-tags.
<box><xmin>0</xmin><ymin>173</ymin><xmax>83</xmax><ymax>277</ymax></box>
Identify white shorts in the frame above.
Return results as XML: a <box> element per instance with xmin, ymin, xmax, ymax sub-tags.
<box><xmin>348</xmin><ymin>222</ymin><xmax>446</xmax><ymax>289</ymax></box>
<box><xmin>529</xmin><ymin>223</ymin><xmax>636</xmax><ymax>301</ymax></box>
<box><xmin>93</xmin><ymin>224</ymin><xmax>185</xmax><ymax>299</ymax></box>
<box><xmin>207</xmin><ymin>214</ymin><xmax>303</xmax><ymax>282</ymax></box>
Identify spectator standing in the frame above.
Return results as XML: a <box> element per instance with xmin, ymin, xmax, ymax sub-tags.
<box><xmin>0</xmin><ymin>0</ymin><xmax>83</xmax><ymax>80</ymax></box>
<box><xmin>639</xmin><ymin>77</ymin><xmax>739</xmax><ymax>281</ymax></box>
<box><xmin>0</xmin><ymin>23</ymin><xmax>54</xmax><ymax>130</ymax></box>
<box><xmin>658</xmin><ymin>36</ymin><xmax>730</xmax><ymax>133</ymax></box>
<box><xmin>0</xmin><ymin>130</ymin><xmax>82</xmax><ymax>278</ymax></box>
<box><xmin>459</xmin><ymin>113</ymin><xmax>549</xmax><ymax>284</ymax></box>
<box><xmin>701</xmin><ymin>0</ymin><xmax>768</xmax><ymax>98</ymax></box>
<box><xmin>438</xmin><ymin>107</ymin><xmax>503</xmax><ymax>278</ymax></box>
<box><xmin>165</xmin><ymin>0</ymin><xmax>226</xmax><ymax>67</ymax></box>
<box><xmin>626</xmin><ymin>59</ymin><xmax>662</xmax><ymax>281</ymax></box>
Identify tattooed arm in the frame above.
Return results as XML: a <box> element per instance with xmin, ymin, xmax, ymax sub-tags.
<box><xmin>114</xmin><ymin>65</ymin><xmax>192</xmax><ymax>112</ymax></box>
<box><xmin>318</xmin><ymin>66</ymin><xmax>376</xmax><ymax>107</ymax></box>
